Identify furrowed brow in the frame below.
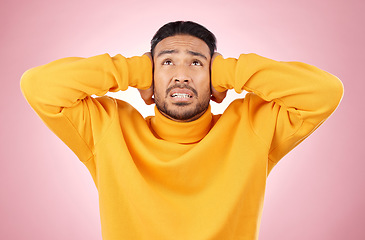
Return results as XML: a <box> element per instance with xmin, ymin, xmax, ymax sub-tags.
<box><xmin>187</xmin><ymin>50</ymin><xmax>207</xmax><ymax>60</ymax></box>
<box><xmin>157</xmin><ymin>49</ymin><xmax>178</xmax><ymax>58</ymax></box>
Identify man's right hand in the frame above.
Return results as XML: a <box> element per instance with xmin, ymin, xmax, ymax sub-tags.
<box><xmin>138</xmin><ymin>52</ymin><xmax>155</xmax><ymax>105</ymax></box>
<box><xmin>210</xmin><ymin>52</ymin><xmax>227</xmax><ymax>103</ymax></box>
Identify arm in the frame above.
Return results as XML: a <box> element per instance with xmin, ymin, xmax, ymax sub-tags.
<box><xmin>20</xmin><ymin>53</ymin><xmax>152</xmax><ymax>162</ymax></box>
<box><xmin>211</xmin><ymin>53</ymin><xmax>343</xmax><ymax>163</ymax></box>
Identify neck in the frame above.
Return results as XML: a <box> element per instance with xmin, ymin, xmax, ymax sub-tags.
<box><xmin>150</xmin><ymin>105</ymin><xmax>213</xmax><ymax>144</ymax></box>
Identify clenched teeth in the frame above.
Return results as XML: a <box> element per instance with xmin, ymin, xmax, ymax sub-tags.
<box><xmin>171</xmin><ymin>93</ymin><xmax>192</xmax><ymax>98</ymax></box>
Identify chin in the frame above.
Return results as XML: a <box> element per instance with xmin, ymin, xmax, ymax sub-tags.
<box><xmin>160</xmin><ymin>104</ymin><xmax>209</xmax><ymax>122</ymax></box>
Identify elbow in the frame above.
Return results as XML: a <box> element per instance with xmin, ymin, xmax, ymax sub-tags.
<box><xmin>328</xmin><ymin>75</ymin><xmax>344</xmax><ymax>110</ymax></box>
<box><xmin>319</xmin><ymin>74</ymin><xmax>344</xmax><ymax>118</ymax></box>
<box><xmin>301</xmin><ymin>74</ymin><xmax>344</xmax><ymax>126</ymax></box>
<box><xmin>20</xmin><ymin>67</ymin><xmax>37</xmax><ymax>101</ymax></box>
<box><xmin>20</xmin><ymin>66</ymin><xmax>45</xmax><ymax>105</ymax></box>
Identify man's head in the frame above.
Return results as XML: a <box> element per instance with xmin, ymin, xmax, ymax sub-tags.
<box><xmin>150</xmin><ymin>21</ymin><xmax>217</xmax><ymax>122</ymax></box>
<box><xmin>151</xmin><ymin>21</ymin><xmax>217</xmax><ymax>58</ymax></box>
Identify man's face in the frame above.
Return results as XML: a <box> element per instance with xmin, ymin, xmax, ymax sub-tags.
<box><xmin>153</xmin><ymin>35</ymin><xmax>211</xmax><ymax>122</ymax></box>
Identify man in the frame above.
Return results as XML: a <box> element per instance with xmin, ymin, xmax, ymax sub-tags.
<box><xmin>20</xmin><ymin>21</ymin><xmax>343</xmax><ymax>240</ymax></box>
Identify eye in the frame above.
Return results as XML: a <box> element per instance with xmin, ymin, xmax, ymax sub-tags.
<box><xmin>163</xmin><ymin>59</ymin><xmax>173</xmax><ymax>65</ymax></box>
<box><xmin>192</xmin><ymin>60</ymin><xmax>202</xmax><ymax>66</ymax></box>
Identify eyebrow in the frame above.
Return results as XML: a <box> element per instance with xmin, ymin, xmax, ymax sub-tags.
<box><xmin>156</xmin><ymin>49</ymin><xmax>177</xmax><ymax>58</ymax></box>
<box><xmin>156</xmin><ymin>49</ymin><xmax>208</xmax><ymax>60</ymax></box>
<box><xmin>187</xmin><ymin>50</ymin><xmax>208</xmax><ymax>60</ymax></box>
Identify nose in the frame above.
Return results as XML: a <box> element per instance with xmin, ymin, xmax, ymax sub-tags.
<box><xmin>174</xmin><ymin>78</ymin><xmax>189</xmax><ymax>83</ymax></box>
<box><xmin>173</xmin><ymin>65</ymin><xmax>191</xmax><ymax>84</ymax></box>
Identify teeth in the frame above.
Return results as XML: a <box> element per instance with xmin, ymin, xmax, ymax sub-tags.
<box><xmin>171</xmin><ymin>93</ymin><xmax>191</xmax><ymax>98</ymax></box>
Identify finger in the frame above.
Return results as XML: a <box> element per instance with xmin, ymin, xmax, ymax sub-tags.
<box><xmin>212</xmin><ymin>90</ymin><xmax>227</xmax><ymax>103</ymax></box>
<box><xmin>211</xmin><ymin>95</ymin><xmax>222</xmax><ymax>103</ymax></box>
<box><xmin>138</xmin><ymin>87</ymin><xmax>155</xmax><ymax>105</ymax></box>
<box><xmin>211</xmin><ymin>96</ymin><xmax>223</xmax><ymax>103</ymax></box>
<box><xmin>140</xmin><ymin>94</ymin><xmax>154</xmax><ymax>105</ymax></box>
<box><xmin>143</xmin><ymin>95</ymin><xmax>155</xmax><ymax>105</ymax></box>
<box><xmin>210</xmin><ymin>96</ymin><xmax>218</xmax><ymax>103</ymax></box>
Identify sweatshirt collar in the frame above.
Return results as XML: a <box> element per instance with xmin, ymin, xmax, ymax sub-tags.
<box><xmin>151</xmin><ymin>105</ymin><xmax>213</xmax><ymax>144</ymax></box>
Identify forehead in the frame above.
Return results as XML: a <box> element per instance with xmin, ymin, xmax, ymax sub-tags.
<box><xmin>154</xmin><ymin>35</ymin><xmax>210</xmax><ymax>57</ymax></box>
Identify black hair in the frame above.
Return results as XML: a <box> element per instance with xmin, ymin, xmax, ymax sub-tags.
<box><xmin>150</xmin><ymin>21</ymin><xmax>217</xmax><ymax>57</ymax></box>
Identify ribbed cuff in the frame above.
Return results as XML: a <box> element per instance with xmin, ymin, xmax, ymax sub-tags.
<box><xmin>211</xmin><ymin>55</ymin><xmax>237</xmax><ymax>92</ymax></box>
<box><xmin>126</xmin><ymin>55</ymin><xmax>153</xmax><ymax>90</ymax></box>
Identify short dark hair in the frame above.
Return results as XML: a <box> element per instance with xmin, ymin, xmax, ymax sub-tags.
<box><xmin>150</xmin><ymin>21</ymin><xmax>217</xmax><ymax>57</ymax></box>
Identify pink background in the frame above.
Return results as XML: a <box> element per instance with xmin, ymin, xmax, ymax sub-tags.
<box><xmin>1</xmin><ymin>0</ymin><xmax>364</xmax><ymax>239</ymax></box>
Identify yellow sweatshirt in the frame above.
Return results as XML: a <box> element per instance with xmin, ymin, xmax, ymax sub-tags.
<box><xmin>20</xmin><ymin>53</ymin><xmax>343</xmax><ymax>240</ymax></box>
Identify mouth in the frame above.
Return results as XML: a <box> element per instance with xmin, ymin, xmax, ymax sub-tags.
<box><xmin>171</xmin><ymin>93</ymin><xmax>193</xmax><ymax>98</ymax></box>
<box><xmin>169</xmin><ymin>88</ymin><xmax>195</xmax><ymax>103</ymax></box>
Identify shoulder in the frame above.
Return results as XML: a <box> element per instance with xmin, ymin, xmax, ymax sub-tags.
<box><xmin>91</xmin><ymin>96</ymin><xmax>143</xmax><ymax>119</ymax></box>
<box><xmin>217</xmin><ymin>94</ymin><xmax>277</xmax><ymax>125</ymax></box>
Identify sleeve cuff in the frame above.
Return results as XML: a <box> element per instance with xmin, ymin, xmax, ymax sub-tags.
<box><xmin>126</xmin><ymin>55</ymin><xmax>153</xmax><ymax>90</ymax></box>
<box><xmin>211</xmin><ymin>55</ymin><xmax>237</xmax><ymax>92</ymax></box>
<box><xmin>112</xmin><ymin>54</ymin><xmax>152</xmax><ymax>91</ymax></box>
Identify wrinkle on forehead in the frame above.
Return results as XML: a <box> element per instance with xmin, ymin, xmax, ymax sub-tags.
<box><xmin>157</xmin><ymin>49</ymin><xmax>207</xmax><ymax>60</ymax></box>
<box><xmin>155</xmin><ymin>35</ymin><xmax>210</xmax><ymax>60</ymax></box>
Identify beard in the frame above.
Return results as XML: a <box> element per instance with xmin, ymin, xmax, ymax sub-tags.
<box><xmin>154</xmin><ymin>84</ymin><xmax>210</xmax><ymax>122</ymax></box>
<box><xmin>155</xmin><ymin>99</ymin><xmax>210</xmax><ymax>121</ymax></box>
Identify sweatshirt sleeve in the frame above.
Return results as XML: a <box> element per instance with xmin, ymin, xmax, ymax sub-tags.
<box><xmin>20</xmin><ymin>53</ymin><xmax>152</xmax><ymax>162</ymax></box>
<box><xmin>211</xmin><ymin>54</ymin><xmax>344</xmax><ymax>163</ymax></box>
